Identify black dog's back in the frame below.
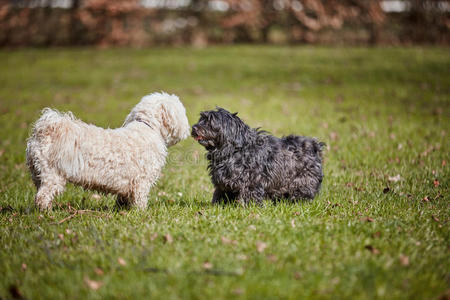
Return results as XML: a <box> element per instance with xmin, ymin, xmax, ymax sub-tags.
<box><xmin>264</xmin><ymin>135</ymin><xmax>325</xmax><ymax>200</ymax></box>
<box><xmin>285</xmin><ymin>135</ymin><xmax>324</xmax><ymax>165</ymax></box>
<box><xmin>282</xmin><ymin>135</ymin><xmax>324</xmax><ymax>157</ymax></box>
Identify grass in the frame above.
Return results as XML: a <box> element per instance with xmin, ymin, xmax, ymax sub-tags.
<box><xmin>0</xmin><ymin>46</ymin><xmax>449</xmax><ymax>299</ymax></box>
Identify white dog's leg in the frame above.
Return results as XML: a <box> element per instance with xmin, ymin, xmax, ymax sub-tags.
<box><xmin>26</xmin><ymin>154</ymin><xmax>41</xmax><ymax>190</ymax></box>
<box><xmin>27</xmin><ymin>148</ymin><xmax>66</xmax><ymax>210</ymax></box>
<box><xmin>35</xmin><ymin>172</ymin><xmax>66</xmax><ymax>210</ymax></box>
<box><xmin>130</xmin><ymin>185</ymin><xmax>150</xmax><ymax>210</ymax></box>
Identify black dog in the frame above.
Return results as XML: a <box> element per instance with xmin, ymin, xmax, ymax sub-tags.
<box><xmin>192</xmin><ymin>108</ymin><xmax>325</xmax><ymax>205</ymax></box>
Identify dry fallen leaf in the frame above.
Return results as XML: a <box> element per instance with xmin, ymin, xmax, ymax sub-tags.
<box><xmin>248</xmin><ymin>225</ymin><xmax>256</xmax><ymax>231</ymax></box>
<box><xmin>256</xmin><ymin>241</ymin><xmax>267</xmax><ymax>253</ymax></box>
<box><xmin>361</xmin><ymin>217</ymin><xmax>374</xmax><ymax>223</ymax></box>
<box><xmin>331</xmin><ymin>277</ymin><xmax>340</xmax><ymax>285</ymax></box>
<box><xmin>202</xmin><ymin>262</ymin><xmax>213</xmax><ymax>270</ymax></box>
<box><xmin>294</xmin><ymin>272</ymin><xmax>303</xmax><ymax>280</ymax></box>
<box><xmin>21</xmin><ymin>263</ymin><xmax>27</xmax><ymax>271</ymax></box>
<box><xmin>422</xmin><ymin>196</ymin><xmax>430</xmax><ymax>203</ymax></box>
<box><xmin>329</xmin><ymin>131</ymin><xmax>339</xmax><ymax>141</ymax></box>
<box><xmin>84</xmin><ymin>277</ymin><xmax>103</xmax><ymax>290</ymax></box>
<box><xmin>388</xmin><ymin>174</ymin><xmax>401</xmax><ymax>182</ymax></box>
<box><xmin>237</xmin><ymin>254</ymin><xmax>248</xmax><ymax>260</ymax></box>
<box><xmin>290</xmin><ymin>219</ymin><xmax>296</xmax><ymax>228</ymax></box>
<box><xmin>221</xmin><ymin>236</ymin><xmax>237</xmax><ymax>245</ymax></box>
<box><xmin>434</xmin><ymin>179</ymin><xmax>439</xmax><ymax>187</ymax></box>
<box><xmin>117</xmin><ymin>257</ymin><xmax>127</xmax><ymax>266</ymax></box>
<box><xmin>94</xmin><ymin>268</ymin><xmax>104</xmax><ymax>276</ymax></box>
<box><xmin>365</xmin><ymin>245</ymin><xmax>380</xmax><ymax>255</ymax></box>
<box><xmin>249</xmin><ymin>213</ymin><xmax>260</xmax><ymax>219</ymax></box>
<box><xmin>150</xmin><ymin>233</ymin><xmax>158</xmax><ymax>241</ymax></box>
<box><xmin>91</xmin><ymin>194</ymin><xmax>101</xmax><ymax>200</ymax></box>
<box><xmin>399</xmin><ymin>254</ymin><xmax>409</xmax><ymax>266</ymax></box>
<box><xmin>235</xmin><ymin>267</ymin><xmax>244</xmax><ymax>275</ymax></box>
<box><xmin>232</xmin><ymin>288</ymin><xmax>243</xmax><ymax>295</ymax></box>
<box><xmin>267</xmin><ymin>254</ymin><xmax>277</xmax><ymax>262</ymax></box>
<box><xmin>372</xmin><ymin>231</ymin><xmax>381</xmax><ymax>238</ymax></box>
<box><xmin>164</xmin><ymin>234</ymin><xmax>173</xmax><ymax>244</ymax></box>
<box><xmin>431</xmin><ymin>215</ymin><xmax>440</xmax><ymax>222</ymax></box>
<box><xmin>221</xmin><ymin>236</ymin><xmax>231</xmax><ymax>244</ymax></box>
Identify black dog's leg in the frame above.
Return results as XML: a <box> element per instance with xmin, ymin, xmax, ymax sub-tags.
<box><xmin>212</xmin><ymin>188</ymin><xmax>224</xmax><ymax>205</ymax></box>
<box><xmin>116</xmin><ymin>194</ymin><xmax>131</xmax><ymax>209</ymax></box>
<box><xmin>237</xmin><ymin>187</ymin><xmax>264</xmax><ymax>206</ymax></box>
<box><xmin>212</xmin><ymin>188</ymin><xmax>237</xmax><ymax>204</ymax></box>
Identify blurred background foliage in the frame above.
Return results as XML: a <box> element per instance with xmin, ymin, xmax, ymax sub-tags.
<box><xmin>0</xmin><ymin>0</ymin><xmax>448</xmax><ymax>47</ymax></box>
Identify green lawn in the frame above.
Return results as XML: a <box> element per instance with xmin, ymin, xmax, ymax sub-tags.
<box><xmin>0</xmin><ymin>46</ymin><xmax>449</xmax><ymax>299</ymax></box>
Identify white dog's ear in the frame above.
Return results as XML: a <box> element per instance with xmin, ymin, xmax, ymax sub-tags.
<box><xmin>160</xmin><ymin>103</ymin><xmax>173</xmax><ymax>133</ymax></box>
<box><xmin>159</xmin><ymin>102</ymin><xmax>178</xmax><ymax>146</ymax></box>
<box><xmin>122</xmin><ymin>111</ymin><xmax>136</xmax><ymax>127</ymax></box>
<box><xmin>159</xmin><ymin>100</ymin><xmax>189</xmax><ymax>146</ymax></box>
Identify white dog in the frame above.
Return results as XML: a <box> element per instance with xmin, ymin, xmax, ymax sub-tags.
<box><xmin>26</xmin><ymin>92</ymin><xmax>190</xmax><ymax>210</ymax></box>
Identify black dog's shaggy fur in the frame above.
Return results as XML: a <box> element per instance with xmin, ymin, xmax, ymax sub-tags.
<box><xmin>192</xmin><ymin>108</ymin><xmax>325</xmax><ymax>205</ymax></box>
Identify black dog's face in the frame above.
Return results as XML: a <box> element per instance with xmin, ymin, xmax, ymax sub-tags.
<box><xmin>191</xmin><ymin>108</ymin><xmax>246</xmax><ymax>150</ymax></box>
<box><xmin>191</xmin><ymin>110</ymin><xmax>221</xmax><ymax>149</ymax></box>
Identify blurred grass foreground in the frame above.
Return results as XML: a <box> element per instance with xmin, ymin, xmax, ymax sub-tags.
<box><xmin>0</xmin><ymin>46</ymin><xmax>449</xmax><ymax>299</ymax></box>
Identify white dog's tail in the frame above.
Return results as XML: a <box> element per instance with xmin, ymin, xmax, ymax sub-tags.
<box><xmin>27</xmin><ymin>108</ymin><xmax>83</xmax><ymax>180</ymax></box>
<box><xmin>30</xmin><ymin>108</ymin><xmax>75</xmax><ymax>139</ymax></box>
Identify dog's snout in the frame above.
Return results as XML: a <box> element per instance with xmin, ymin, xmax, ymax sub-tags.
<box><xmin>191</xmin><ymin>125</ymin><xmax>199</xmax><ymax>136</ymax></box>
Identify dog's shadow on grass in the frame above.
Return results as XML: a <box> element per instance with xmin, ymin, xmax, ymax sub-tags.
<box><xmin>0</xmin><ymin>196</ymin><xmax>314</xmax><ymax>216</ymax></box>
<box><xmin>153</xmin><ymin>196</ymin><xmax>314</xmax><ymax>210</ymax></box>
<box><xmin>148</xmin><ymin>198</ymin><xmax>212</xmax><ymax>210</ymax></box>
<box><xmin>0</xmin><ymin>204</ymin><xmax>114</xmax><ymax>215</ymax></box>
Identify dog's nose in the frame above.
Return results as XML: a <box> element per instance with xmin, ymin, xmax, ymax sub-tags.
<box><xmin>191</xmin><ymin>125</ymin><xmax>198</xmax><ymax>136</ymax></box>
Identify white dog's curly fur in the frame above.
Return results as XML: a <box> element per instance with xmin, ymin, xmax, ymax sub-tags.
<box><xmin>26</xmin><ymin>92</ymin><xmax>190</xmax><ymax>210</ymax></box>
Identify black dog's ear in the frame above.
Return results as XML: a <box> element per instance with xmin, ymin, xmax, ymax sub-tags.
<box><xmin>232</xmin><ymin>112</ymin><xmax>238</xmax><ymax>116</ymax></box>
<box><xmin>233</xmin><ymin>132</ymin><xmax>244</xmax><ymax>148</ymax></box>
